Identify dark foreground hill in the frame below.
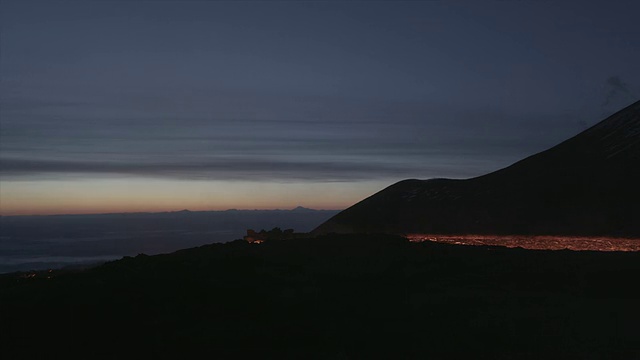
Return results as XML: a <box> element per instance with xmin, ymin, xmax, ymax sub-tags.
<box><xmin>314</xmin><ymin>100</ymin><xmax>640</xmax><ymax>237</ymax></box>
<box><xmin>2</xmin><ymin>235</ymin><xmax>639</xmax><ymax>359</ymax></box>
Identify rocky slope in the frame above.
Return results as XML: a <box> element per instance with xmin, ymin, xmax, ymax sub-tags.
<box><xmin>314</xmin><ymin>100</ymin><xmax>640</xmax><ymax>237</ymax></box>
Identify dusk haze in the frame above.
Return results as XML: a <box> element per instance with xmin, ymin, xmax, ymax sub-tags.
<box><xmin>2</xmin><ymin>1</ymin><xmax>638</xmax><ymax>215</ymax></box>
<box><xmin>1</xmin><ymin>1</ymin><xmax>639</xmax><ymax>359</ymax></box>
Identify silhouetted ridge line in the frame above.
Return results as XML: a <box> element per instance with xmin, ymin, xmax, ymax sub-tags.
<box><xmin>314</xmin><ymin>100</ymin><xmax>640</xmax><ymax>237</ymax></box>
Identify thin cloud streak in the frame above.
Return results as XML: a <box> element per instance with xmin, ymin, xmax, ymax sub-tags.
<box><xmin>1</xmin><ymin>157</ymin><xmax>459</xmax><ymax>182</ymax></box>
<box><xmin>1</xmin><ymin>94</ymin><xmax>587</xmax><ymax>161</ymax></box>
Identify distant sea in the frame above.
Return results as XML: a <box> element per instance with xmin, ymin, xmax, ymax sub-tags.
<box><xmin>0</xmin><ymin>208</ymin><xmax>339</xmax><ymax>274</ymax></box>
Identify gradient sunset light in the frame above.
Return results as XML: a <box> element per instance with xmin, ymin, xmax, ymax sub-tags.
<box><xmin>1</xmin><ymin>1</ymin><xmax>638</xmax><ymax>216</ymax></box>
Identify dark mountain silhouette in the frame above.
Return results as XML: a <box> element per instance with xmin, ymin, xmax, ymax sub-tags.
<box><xmin>3</xmin><ymin>235</ymin><xmax>639</xmax><ymax>358</ymax></box>
<box><xmin>314</xmin><ymin>100</ymin><xmax>640</xmax><ymax>237</ymax></box>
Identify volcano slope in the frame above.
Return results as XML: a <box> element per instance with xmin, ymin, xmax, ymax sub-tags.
<box><xmin>2</xmin><ymin>235</ymin><xmax>640</xmax><ymax>359</ymax></box>
<box><xmin>314</xmin><ymin>100</ymin><xmax>640</xmax><ymax>237</ymax></box>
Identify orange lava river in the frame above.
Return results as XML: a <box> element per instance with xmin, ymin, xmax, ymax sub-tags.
<box><xmin>406</xmin><ymin>234</ymin><xmax>640</xmax><ymax>252</ymax></box>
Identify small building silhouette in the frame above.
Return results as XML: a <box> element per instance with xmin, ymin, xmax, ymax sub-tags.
<box><xmin>244</xmin><ymin>228</ymin><xmax>298</xmax><ymax>243</ymax></box>
<box><xmin>243</xmin><ymin>229</ymin><xmax>265</xmax><ymax>244</ymax></box>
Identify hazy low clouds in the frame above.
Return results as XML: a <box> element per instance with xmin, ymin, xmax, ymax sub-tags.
<box><xmin>0</xmin><ymin>92</ymin><xmax>585</xmax><ymax>182</ymax></box>
<box><xmin>0</xmin><ymin>152</ymin><xmax>497</xmax><ymax>182</ymax></box>
<box><xmin>2</xmin><ymin>1</ymin><xmax>639</xmax><ymax>186</ymax></box>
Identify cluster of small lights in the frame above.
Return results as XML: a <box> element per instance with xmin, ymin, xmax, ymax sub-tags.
<box><xmin>19</xmin><ymin>269</ymin><xmax>54</xmax><ymax>280</ymax></box>
<box><xmin>407</xmin><ymin>234</ymin><xmax>640</xmax><ymax>252</ymax></box>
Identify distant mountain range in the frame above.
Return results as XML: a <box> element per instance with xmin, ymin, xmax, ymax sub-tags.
<box><xmin>1</xmin><ymin>206</ymin><xmax>327</xmax><ymax>218</ymax></box>
<box><xmin>314</xmin><ymin>100</ymin><xmax>640</xmax><ymax>237</ymax></box>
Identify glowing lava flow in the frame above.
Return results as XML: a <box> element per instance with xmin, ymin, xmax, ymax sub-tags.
<box><xmin>406</xmin><ymin>234</ymin><xmax>640</xmax><ymax>251</ymax></box>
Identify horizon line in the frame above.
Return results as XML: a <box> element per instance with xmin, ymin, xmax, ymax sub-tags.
<box><xmin>0</xmin><ymin>206</ymin><xmax>345</xmax><ymax>217</ymax></box>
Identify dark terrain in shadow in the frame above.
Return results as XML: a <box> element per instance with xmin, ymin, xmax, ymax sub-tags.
<box><xmin>2</xmin><ymin>234</ymin><xmax>638</xmax><ymax>359</ymax></box>
<box><xmin>315</xmin><ymin>101</ymin><xmax>640</xmax><ymax>237</ymax></box>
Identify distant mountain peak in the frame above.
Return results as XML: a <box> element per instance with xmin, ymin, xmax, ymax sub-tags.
<box><xmin>292</xmin><ymin>206</ymin><xmax>314</xmax><ymax>212</ymax></box>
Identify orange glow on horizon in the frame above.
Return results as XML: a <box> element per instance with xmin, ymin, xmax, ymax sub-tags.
<box><xmin>0</xmin><ymin>204</ymin><xmax>345</xmax><ymax>217</ymax></box>
<box><xmin>0</xmin><ymin>178</ymin><xmax>380</xmax><ymax>216</ymax></box>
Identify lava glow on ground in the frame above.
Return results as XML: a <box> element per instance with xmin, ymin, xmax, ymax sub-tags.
<box><xmin>406</xmin><ymin>234</ymin><xmax>640</xmax><ymax>252</ymax></box>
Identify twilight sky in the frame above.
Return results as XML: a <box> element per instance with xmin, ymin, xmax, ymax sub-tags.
<box><xmin>1</xmin><ymin>0</ymin><xmax>639</xmax><ymax>215</ymax></box>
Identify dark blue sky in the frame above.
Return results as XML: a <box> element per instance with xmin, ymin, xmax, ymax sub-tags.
<box><xmin>1</xmin><ymin>0</ymin><xmax>639</xmax><ymax>214</ymax></box>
